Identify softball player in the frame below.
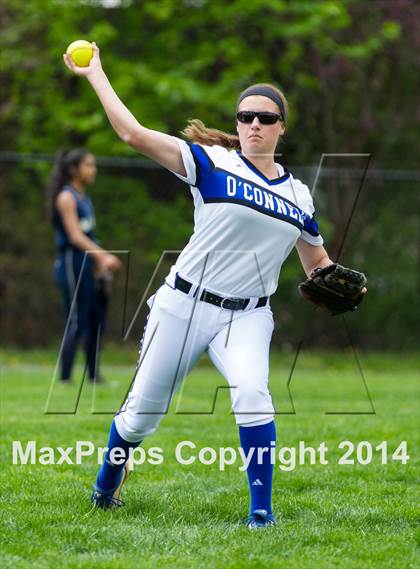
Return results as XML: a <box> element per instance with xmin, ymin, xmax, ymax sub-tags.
<box><xmin>64</xmin><ymin>44</ymin><xmax>334</xmax><ymax>529</ymax></box>
<box><xmin>47</xmin><ymin>149</ymin><xmax>121</xmax><ymax>382</ymax></box>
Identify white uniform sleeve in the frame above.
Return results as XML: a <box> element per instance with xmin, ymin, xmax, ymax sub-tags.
<box><xmin>169</xmin><ymin>138</ymin><xmax>198</xmax><ymax>186</ymax></box>
<box><xmin>290</xmin><ymin>174</ymin><xmax>324</xmax><ymax>246</ymax></box>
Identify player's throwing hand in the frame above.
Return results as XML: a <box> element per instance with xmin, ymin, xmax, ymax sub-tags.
<box><xmin>63</xmin><ymin>42</ymin><xmax>102</xmax><ymax>77</ymax></box>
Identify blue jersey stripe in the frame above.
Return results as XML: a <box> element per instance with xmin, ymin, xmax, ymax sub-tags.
<box><xmin>198</xmin><ymin>168</ymin><xmax>319</xmax><ymax>235</ymax></box>
<box><xmin>203</xmin><ymin>197</ymin><xmax>304</xmax><ymax>232</ymax></box>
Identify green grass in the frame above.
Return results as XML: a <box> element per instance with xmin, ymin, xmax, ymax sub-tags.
<box><xmin>0</xmin><ymin>349</ymin><xmax>419</xmax><ymax>568</ymax></box>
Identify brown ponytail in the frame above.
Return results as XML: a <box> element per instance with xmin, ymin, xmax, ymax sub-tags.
<box><xmin>181</xmin><ymin>119</ymin><xmax>240</xmax><ymax>150</ymax></box>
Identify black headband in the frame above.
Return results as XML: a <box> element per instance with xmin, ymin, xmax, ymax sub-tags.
<box><xmin>237</xmin><ymin>86</ymin><xmax>286</xmax><ymax>122</ymax></box>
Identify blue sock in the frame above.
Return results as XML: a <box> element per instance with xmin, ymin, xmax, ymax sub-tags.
<box><xmin>239</xmin><ymin>420</ymin><xmax>276</xmax><ymax>514</ymax></box>
<box><xmin>96</xmin><ymin>420</ymin><xmax>142</xmax><ymax>492</ymax></box>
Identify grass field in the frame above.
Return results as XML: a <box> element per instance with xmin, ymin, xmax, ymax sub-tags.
<box><xmin>1</xmin><ymin>348</ymin><xmax>419</xmax><ymax>568</ymax></box>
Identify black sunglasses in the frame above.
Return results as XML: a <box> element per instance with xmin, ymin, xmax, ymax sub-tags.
<box><xmin>236</xmin><ymin>111</ymin><xmax>282</xmax><ymax>125</ymax></box>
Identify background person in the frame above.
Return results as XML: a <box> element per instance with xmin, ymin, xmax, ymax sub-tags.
<box><xmin>46</xmin><ymin>148</ymin><xmax>122</xmax><ymax>383</ymax></box>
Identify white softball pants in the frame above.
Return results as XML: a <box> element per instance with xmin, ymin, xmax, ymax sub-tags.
<box><xmin>115</xmin><ymin>276</ymin><xmax>276</xmax><ymax>442</ymax></box>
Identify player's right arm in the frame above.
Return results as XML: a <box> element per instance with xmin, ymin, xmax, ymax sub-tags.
<box><xmin>63</xmin><ymin>43</ymin><xmax>186</xmax><ymax>177</ymax></box>
<box><xmin>56</xmin><ymin>191</ymin><xmax>122</xmax><ymax>273</ymax></box>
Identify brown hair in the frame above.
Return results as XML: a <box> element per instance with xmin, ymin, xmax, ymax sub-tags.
<box><xmin>181</xmin><ymin>83</ymin><xmax>288</xmax><ymax>149</ymax></box>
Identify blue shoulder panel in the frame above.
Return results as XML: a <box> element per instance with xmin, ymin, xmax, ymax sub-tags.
<box><xmin>302</xmin><ymin>214</ymin><xmax>320</xmax><ymax>237</ymax></box>
<box><xmin>187</xmin><ymin>143</ymin><xmax>214</xmax><ymax>187</ymax></box>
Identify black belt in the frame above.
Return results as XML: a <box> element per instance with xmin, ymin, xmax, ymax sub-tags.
<box><xmin>173</xmin><ymin>274</ymin><xmax>268</xmax><ymax>311</ymax></box>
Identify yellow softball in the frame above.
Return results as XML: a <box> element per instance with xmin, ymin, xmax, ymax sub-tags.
<box><xmin>66</xmin><ymin>40</ymin><xmax>93</xmax><ymax>67</ymax></box>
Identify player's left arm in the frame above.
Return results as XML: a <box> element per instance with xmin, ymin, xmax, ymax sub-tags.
<box><xmin>295</xmin><ymin>238</ymin><xmax>368</xmax><ymax>293</ymax></box>
<box><xmin>295</xmin><ymin>238</ymin><xmax>333</xmax><ymax>278</ymax></box>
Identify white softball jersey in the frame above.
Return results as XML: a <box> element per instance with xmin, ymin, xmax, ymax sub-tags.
<box><xmin>167</xmin><ymin>139</ymin><xmax>324</xmax><ymax>298</ymax></box>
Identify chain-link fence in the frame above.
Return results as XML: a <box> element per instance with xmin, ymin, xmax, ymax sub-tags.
<box><xmin>1</xmin><ymin>153</ymin><xmax>418</xmax><ymax>349</ymax></box>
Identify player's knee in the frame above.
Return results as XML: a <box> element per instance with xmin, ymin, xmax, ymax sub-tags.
<box><xmin>114</xmin><ymin>412</ymin><xmax>162</xmax><ymax>442</ymax></box>
<box><xmin>231</xmin><ymin>384</ymin><xmax>273</xmax><ymax>417</ymax></box>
